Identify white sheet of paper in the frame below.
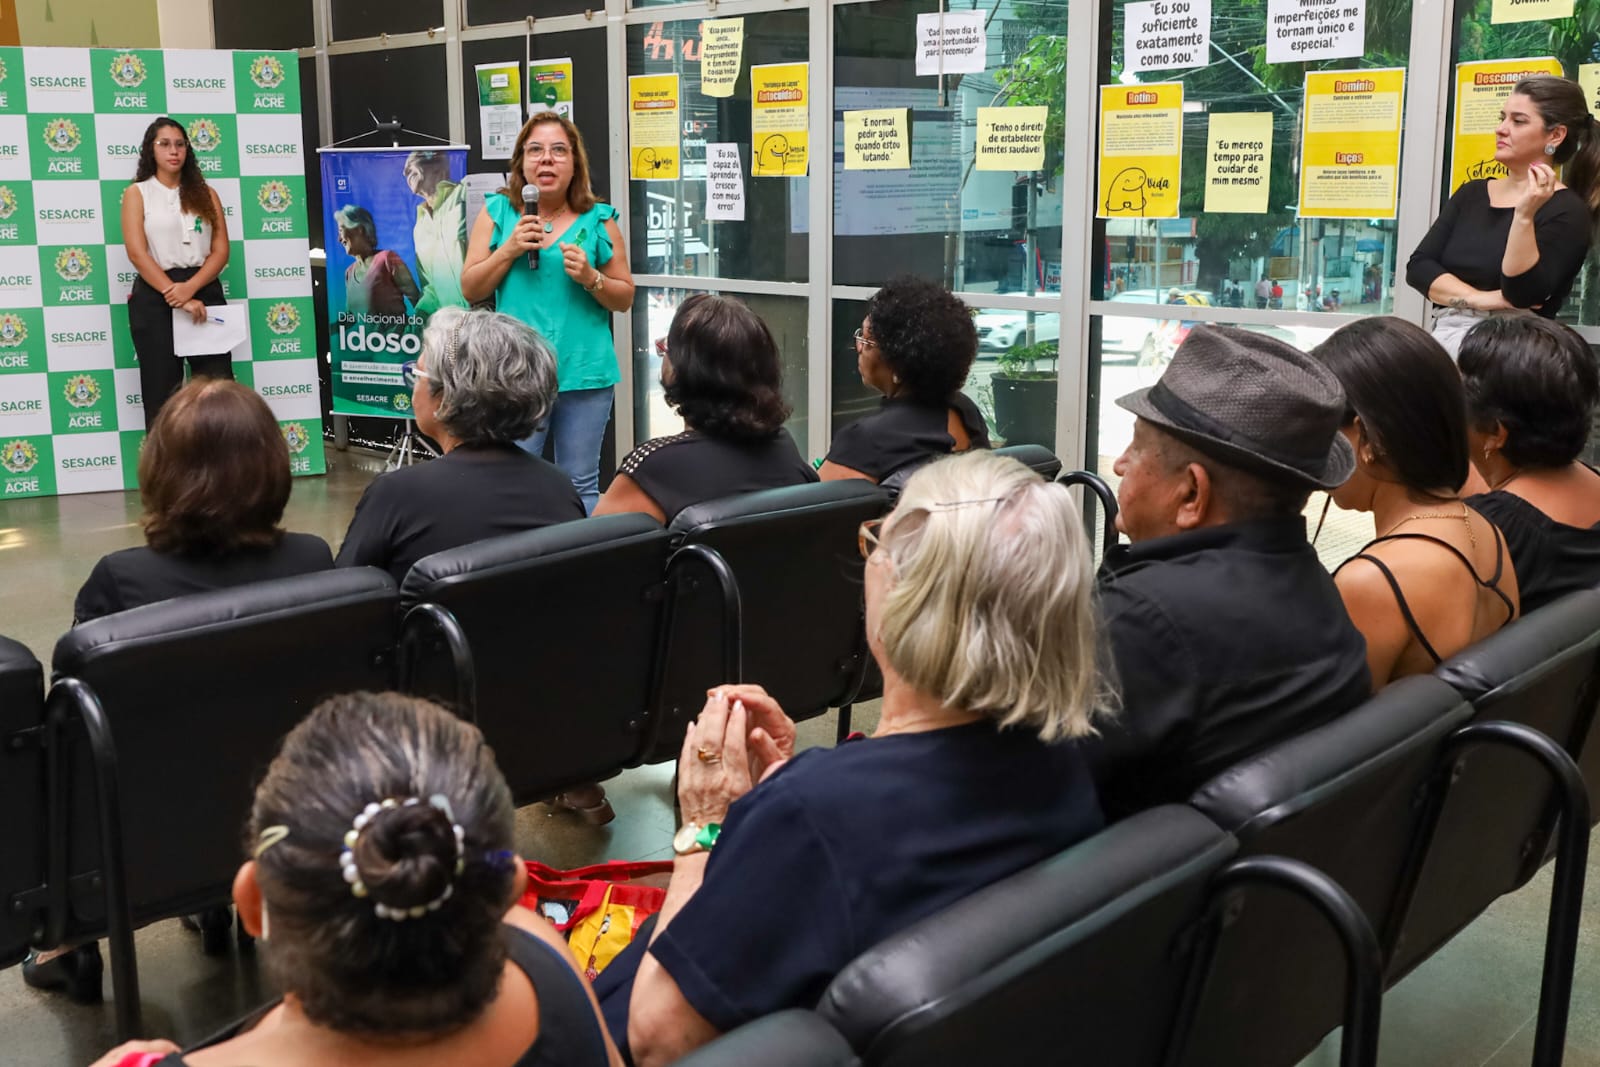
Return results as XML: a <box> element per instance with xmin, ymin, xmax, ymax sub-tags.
<box><xmin>915</xmin><ymin>11</ymin><xmax>987</xmax><ymax>76</ymax></box>
<box><xmin>704</xmin><ymin>143</ymin><xmax>746</xmax><ymax>221</ymax></box>
<box><xmin>173</xmin><ymin>306</ymin><xmax>247</xmax><ymax>356</ymax></box>
<box><xmin>1124</xmin><ymin>0</ymin><xmax>1211</xmax><ymax>73</ymax></box>
<box><xmin>1265</xmin><ymin>0</ymin><xmax>1364</xmax><ymax>63</ymax></box>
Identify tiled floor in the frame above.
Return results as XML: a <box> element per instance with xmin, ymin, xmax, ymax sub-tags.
<box><xmin>0</xmin><ymin>446</ymin><xmax>1593</xmax><ymax>1065</ymax></box>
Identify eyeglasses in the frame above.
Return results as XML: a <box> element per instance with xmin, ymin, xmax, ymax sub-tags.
<box><xmin>858</xmin><ymin>518</ymin><xmax>884</xmax><ymax>560</ymax></box>
<box><xmin>522</xmin><ymin>143</ymin><xmax>572</xmax><ymax>161</ymax></box>
<box><xmin>401</xmin><ymin>360</ymin><xmax>432</xmax><ymax>388</ymax></box>
<box><xmin>853</xmin><ymin>328</ymin><xmax>877</xmax><ymax>349</ymax></box>
<box><xmin>154</xmin><ymin>139</ymin><xmax>187</xmax><ymax>150</ymax></box>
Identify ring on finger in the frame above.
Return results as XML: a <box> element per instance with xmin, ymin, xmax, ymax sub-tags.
<box><xmin>696</xmin><ymin>748</ymin><xmax>722</xmax><ymax>764</ymax></box>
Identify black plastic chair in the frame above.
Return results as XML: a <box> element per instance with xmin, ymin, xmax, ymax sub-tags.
<box><xmin>672</xmin><ymin>1010</ymin><xmax>859</xmax><ymax>1067</ymax></box>
<box><xmin>643</xmin><ymin>480</ymin><xmax>889</xmax><ymax>763</ymax></box>
<box><xmin>0</xmin><ymin>635</ymin><xmax>46</xmax><ymax>970</ymax></box>
<box><xmin>1058</xmin><ymin>468</ymin><xmax>1119</xmax><ymax>554</ymax></box>
<box><xmin>398</xmin><ymin>514</ymin><xmax>672</xmax><ymax>803</ymax></box>
<box><xmin>1186</xmin><ymin>675</ymin><xmax>1472</xmax><ymax>1066</ymax></box>
<box><xmin>992</xmin><ymin>443</ymin><xmax>1063</xmax><ymax>481</ymax></box>
<box><xmin>47</xmin><ymin>568</ymin><xmax>401</xmax><ymax>1039</ymax></box>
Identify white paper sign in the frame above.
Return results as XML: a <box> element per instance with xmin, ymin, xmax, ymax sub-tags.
<box><xmin>173</xmin><ymin>305</ymin><xmax>248</xmax><ymax>357</ymax></box>
<box><xmin>705</xmin><ymin>143</ymin><xmax>746</xmax><ymax>222</ymax></box>
<box><xmin>462</xmin><ymin>172</ymin><xmax>507</xmax><ymax>227</ymax></box>
<box><xmin>915</xmin><ymin>11</ymin><xmax>988</xmax><ymax>77</ymax></box>
<box><xmin>1125</xmin><ymin>0</ymin><xmax>1212</xmax><ymax>73</ymax></box>
<box><xmin>1266</xmin><ymin>0</ymin><xmax>1365</xmax><ymax>64</ymax></box>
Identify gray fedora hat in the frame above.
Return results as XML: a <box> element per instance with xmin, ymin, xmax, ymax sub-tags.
<box><xmin>1116</xmin><ymin>325</ymin><xmax>1355</xmax><ymax>489</ymax></box>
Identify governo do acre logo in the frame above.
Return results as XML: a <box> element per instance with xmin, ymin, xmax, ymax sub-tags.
<box><xmin>250</xmin><ymin>55</ymin><xmax>286</xmax><ymax>90</ymax></box>
<box><xmin>188</xmin><ymin>118</ymin><xmax>223</xmax><ymax>155</ymax></box>
<box><xmin>0</xmin><ymin>186</ymin><xmax>20</xmax><ymax>222</ymax></box>
<box><xmin>62</xmin><ymin>373</ymin><xmax>101</xmax><ymax>409</ymax></box>
<box><xmin>281</xmin><ymin>422</ymin><xmax>311</xmax><ymax>454</ymax></box>
<box><xmin>265</xmin><ymin>300</ymin><xmax>300</xmax><ymax>335</ymax></box>
<box><xmin>0</xmin><ymin>312</ymin><xmax>29</xmax><ymax>348</ymax></box>
<box><xmin>393</xmin><ymin>392</ymin><xmax>412</xmax><ymax>413</ymax></box>
<box><xmin>109</xmin><ymin>53</ymin><xmax>148</xmax><ymax>90</ymax></box>
<box><xmin>55</xmin><ymin>247</ymin><xmax>91</xmax><ymax>283</ymax></box>
<box><xmin>0</xmin><ymin>438</ymin><xmax>37</xmax><ymax>475</ymax></box>
<box><xmin>257</xmin><ymin>180</ymin><xmax>292</xmax><ymax>214</ymax></box>
<box><xmin>43</xmin><ymin>118</ymin><xmax>81</xmax><ymax>154</ymax></box>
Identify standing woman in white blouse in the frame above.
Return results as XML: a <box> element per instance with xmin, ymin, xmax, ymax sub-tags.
<box><xmin>122</xmin><ymin>116</ymin><xmax>232</xmax><ymax>428</ymax></box>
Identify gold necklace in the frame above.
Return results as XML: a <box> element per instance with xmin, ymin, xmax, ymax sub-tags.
<box><xmin>1378</xmin><ymin>503</ymin><xmax>1477</xmax><ymax>549</ymax></box>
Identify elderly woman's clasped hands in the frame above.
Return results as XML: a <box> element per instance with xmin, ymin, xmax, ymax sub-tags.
<box><xmin>678</xmin><ymin>685</ymin><xmax>795</xmax><ymax>827</ymax></box>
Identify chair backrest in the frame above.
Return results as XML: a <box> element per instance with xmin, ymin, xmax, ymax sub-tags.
<box><xmin>647</xmin><ymin>480</ymin><xmax>889</xmax><ymax>763</ymax></box>
<box><xmin>0</xmin><ymin>635</ymin><xmax>45</xmax><ymax>967</ymax></box>
<box><xmin>991</xmin><ymin>443</ymin><xmax>1063</xmax><ymax>481</ymax></box>
<box><xmin>817</xmin><ymin>806</ymin><xmax>1235</xmax><ymax>1066</ymax></box>
<box><xmin>400</xmin><ymin>514</ymin><xmax>671</xmax><ymax>803</ymax></box>
<box><xmin>1185</xmin><ymin>674</ymin><xmax>1471</xmax><ymax>1065</ymax></box>
<box><xmin>672</xmin><ymin>1011</ymin><xmax>859</xmax><ymax>1067</ymax></box>
<box><xmin>1393</xmin><ymin>589</ymin><xmax>1600</xmax><ymax>979</ymax></box>
<box><xmin>50</xmin><ymin>568</ymin><xmax>399</xmax><ymax>936</ymax></box>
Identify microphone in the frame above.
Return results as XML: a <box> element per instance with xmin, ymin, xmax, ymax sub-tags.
<box><xmin>521</xmin><ymin>186</ymin><xmax>540</xmax><ymax>270</ymax></box>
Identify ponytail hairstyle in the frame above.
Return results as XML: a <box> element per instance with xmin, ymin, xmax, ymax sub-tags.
<box><xmin>133</xmin><ymin>117</ymin><xmax>220</xmax><ymax>229</ymax></box>
<box><xmin>1514</xmin><ymin>75</ymin><xmax>1600</xmax><ymax>221</ymax></box>
<box><xmin>247</xmin><ymin>692</ymin><xmax>519</xmax><ymax>1037</ymax></box>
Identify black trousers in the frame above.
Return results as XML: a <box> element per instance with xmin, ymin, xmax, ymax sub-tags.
<box><xmin>128</xmin><ymin>267</ymin><xmax>232</xmax><ymax>429</ymax></box>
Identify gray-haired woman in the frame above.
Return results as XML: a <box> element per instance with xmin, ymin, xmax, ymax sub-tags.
<box><xmin>335</xmin><ymin>307</ymin><xmax>582</xmax><ymax>582</ymax></box>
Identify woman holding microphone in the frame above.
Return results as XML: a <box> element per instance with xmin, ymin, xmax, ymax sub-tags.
<box><xmin>123</xmin><ymin>116</ymin><xmax>232</xmax><ymax>428</ymax></box>
<box><xmin>1408</xmin><ymin>75</ymin><xmax>1599</xmax><ymax>357</ymax></box>
<box><xmin>462</xmin><ymin>113</ymin><xmax>634</xmax><ymax>512</ymax></box>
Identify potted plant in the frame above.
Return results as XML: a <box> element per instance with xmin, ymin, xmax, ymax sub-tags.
<box><xmin>991</xmin><ymin>338</ymin><xmax>1058</xmax><ymax>448</ymax></box>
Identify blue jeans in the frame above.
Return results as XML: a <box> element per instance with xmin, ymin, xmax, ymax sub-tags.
<box><xmin>518</xmin><ymin>386</ymin><xmax>614</xmax><ymax>513</ymax></box>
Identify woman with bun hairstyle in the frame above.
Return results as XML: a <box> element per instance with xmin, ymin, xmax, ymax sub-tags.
<box><xmin>1408</xmin><ymin>75</ymin><xmax>1600</xmax><ymax>357</ymax></box>
<box><xmin>123</xmin><ymin>116</ymin><xmax>233</xmax><ymax>428</ymax></box>
<box><xmin>90</xmin><ymin>691</ymin><xmax>620</xmax><ymax>1067</ymax></box>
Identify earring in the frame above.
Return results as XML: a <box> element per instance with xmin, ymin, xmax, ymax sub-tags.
<box><xmin>892</xmin><ymin>374</ymin><xmax>900</xmax><ymax>384</ymax></box>
<box><xmin>1545</xmin><ymin>144</ymin><xmax>1558</xmax><ymax>156</ymax></box>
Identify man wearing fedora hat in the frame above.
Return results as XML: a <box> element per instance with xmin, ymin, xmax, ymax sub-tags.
<box><xmin>1086</xmin><ymin>325</ymin><xmax>1372</xmax><ymax>819</ymax></box>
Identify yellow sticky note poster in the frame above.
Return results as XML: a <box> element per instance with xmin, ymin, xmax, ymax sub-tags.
<box><xmin>975</xmin><ymin>106</ymin><xmax>1049</xmax><ymax>171</ymax></box>
<box><xmin>1450</xmin><ymin>58</ymin><xmax>1563</xmax><ymax>192</ymax></box>
<box><xmin>1492</xmin><ymin>0</ymin><xmax>1572</xmax><ymax>23</ymax></box>
<box><xmin>1580</xmin><ymin>63</ymin><xmax>1600</xmax><ymax>116</ymax></box>
<box><xmin>1205</xmin><ymin>112</ymin><xmax>1273</xmax><ymax>214</ymax></box>
<box><xmin>700</xmin><ymin>18</ymin><xmax>744</xmax><ymax>99</ymax></box>
<box><xmin>628</xmin><ymin>73</ymin><xmax>680</xmax><ymax>181</ymax></box>
<box><xmin>844</xmin><ymin>109</ymin><xmax>912</xmax><ymax>170</ymax></box>
<box><xmin>1299</xmin><ymin>68</ymin><xmax>1405</xmax><ymax>219</ymax></box>
<box><xmin>751</xmin><ymin>62</ymin><xmax>808</xmax><ymax>176</ymax></box>
<box><xmin>1097</xmin><ymin>82</ymin><xmax>1183</xmax><ymax>218</ymax></box>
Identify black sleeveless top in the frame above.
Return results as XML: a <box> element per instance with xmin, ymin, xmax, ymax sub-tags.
<box><xmin>1334</xmin><ymin>528</ymin><xmax>1517</xmax><ymax>666</ymax></box>
<box><xmin>156</xmin><ymin>924</ymin><xmax>609</xmax><ymax>1067</ymax></box>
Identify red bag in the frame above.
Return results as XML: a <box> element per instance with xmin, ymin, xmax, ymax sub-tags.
<box><xmin>521</xmin><ymin>859</ymin><xmax>674</xmax><ymax>979</ymax></box>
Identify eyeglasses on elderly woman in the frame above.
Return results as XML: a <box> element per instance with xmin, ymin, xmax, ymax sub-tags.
<box><xmin>400</xmin><ymin>360</ymin><xmax>433</xmax><ymax>389</ymax></box>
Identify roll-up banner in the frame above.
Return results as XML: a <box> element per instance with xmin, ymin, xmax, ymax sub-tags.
<box><xmin>318</xmin><ymin>145</ymin><xmax>469</xmax><ymax>419</ymax></box>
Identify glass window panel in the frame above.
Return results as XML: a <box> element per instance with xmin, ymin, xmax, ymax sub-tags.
<box><xmin>328</xmin><ymin>47</ymin><xmax>450</xmax><ymax>146</ymax></box>
<box><xmin>625</xmin><ymin>13</ymin><xmax>810</xmax><ymax>283</ymax></box>
<box><xmin>631</xmin><ymin>288</ymin><xmax>810</xmax><ymax>452</ymax></box>
<box><xmin>833</xmin><ymin>0</ymin><xmax>1067</xmax><ymax>294</ymax></box>
<box><xmin>1096</xmin><ymin>0</ymin><xmax>1410</xmax><ymax>315</ymax></box>
<box><xmin>831</xmin><ymin>297</ymin><xmax>1058</xmax><ymax>453</ymax></box>
<box><xmin>214</xmin><ymin>0</ymin><xmax>314</xmax><ymax>50</ymax></box>
<box><xmin>470</xmin><ymin>0</ymin><xmax>588</xmax><ymax>24</ymax></box>
<box><xmin>332</xmin><ymin>0</ymin><xmax>441</xmax><ymax>40</ymax></box>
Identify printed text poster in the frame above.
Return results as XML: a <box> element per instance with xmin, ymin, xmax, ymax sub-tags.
<box><xmin>700</xmin><ymin>20</ymin><xmax>744</xmax><ymax>98</ymax></box>
<box><xmin>751</xmin><ymin>63</ymin><xmax>809</xmax><ymax>176</ymax></box>
<box><xmin>628</xmin><ymin>73</ymin><xmax>680</xmax><ymax>180</ymax></box>
<box><xmin>1205</xmin><ymin>112</ymin><xmax>1273</xmax><ymax>213</ymax></box>
<box><xmin>475</xmin><ymin>62</ymin><xmax>521</xmax><ymax>160</ymax></box>
<box><xmin>1266</xmin><ymin>0</ymin><xmax>1365</xmax><ymax>64</ymax></box>
<box><xmin>1298</xmin><ymin>68</ymin><xmax>1404</xmax><ymax>219</ymax></box>
<box><xmin>1124</xmin><ymin>0</ymin><xmax>1211</xmax><ymax>74</ymax></box>
<box><xmin>1451</xmin><ymin>57</ymin><xmax>1563</xmax><ymax>192</ymax></box>
<box><xmin>528</xmin><ymin>58</ymin><xmax>574</xmax><ymax>121</ymax></box>
<box><xmin>1492</xmin><ymin>0</ymin><xmax>1573</xmax><ymax>23</ymax></box>
<box><xmin>1097</xmin><ymin>82</ymin><xmax>1183</xmax><ymax>218</ymax></box>
<box><xmin>975</xmin><ymin>106</ymin><xmax>1048</xmax><ymax>170</ymax></box>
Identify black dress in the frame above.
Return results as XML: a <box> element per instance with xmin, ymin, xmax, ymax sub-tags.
<box><xmin>825</xmin><ymin>393</ymin><xmax>990</xmax><ymax>483</ymax></box>
<box><xmin>618</xmin><ymin>429</ymin><xmax>818</xmax><ymax>521</ymax></box>
<box><xmin>1469</xmin><ymin>489</ymin><xmax>1600</xmax><ymax>613</ymax></box>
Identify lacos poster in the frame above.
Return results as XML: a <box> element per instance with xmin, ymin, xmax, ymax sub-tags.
<box><xmin>0</xmin><ymin>46</ymin><xmax>319</xmax><ymax>502</ymax></box>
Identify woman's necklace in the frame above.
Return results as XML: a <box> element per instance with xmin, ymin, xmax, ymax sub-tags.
<box><xmin>540</xmin><ymin>204</ymin><xmax>569</xmax><ymax>234</ymax></box>
<box><xmin>1378</xmin><ymin>503</ymin><xmax>1478</xmax><ymax>549</ymax></box>
<box><xmin>1489</xmin><ymin>466</ymin><xmax>1525</xmax><ymax>493</ymax></box>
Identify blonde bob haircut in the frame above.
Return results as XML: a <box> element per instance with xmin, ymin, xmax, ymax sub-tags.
<box><xmin>874</xmin><ymin>451</ymin><xmax>1111</xmax><ymax>743</ymax></box>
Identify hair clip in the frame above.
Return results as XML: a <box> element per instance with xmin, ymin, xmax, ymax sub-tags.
<box><xmin>254</xmin><ymin>825</ymin><xmax>290</xmax><ymax>858</ymax></box>
<box><xmin>340</xmin><ymin>795</ymin><xmax>466</xmax><ymax>920</ymax></box>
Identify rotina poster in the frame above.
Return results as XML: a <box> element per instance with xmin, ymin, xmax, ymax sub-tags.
<box><xmin>1097</xmin><ymin>82</ymin><xmax>1183</xmax><ymax>218</ymax></box>
<box><xmin>0</xmin><ymin>47</ymin><xmax>320</xmax><ymax>502</ymax></box>
<box><xmin>628</xmin><ymin>74</ymin><xmax>680</xmax><ymax>180</ymax></box>
<box><xmin>528</xmin><ymin>58</ymin><xmax>574</xmax><ymax>121</ymax></box>
<box><xmin>319</xmin><ymin>146</ymin><xmax>469</xmax><ymax>419</ymax></box>
<box><xmin>751</xmin><ymin>63</ymin><xmax>809</xmax><ymax>176</ymax></box>
<box><xmin>1451</xmin><ymin>57</ymin><xmax>1563</xmax><ymax>193</ymax></box>
<box><xmin>1298</xmin><ymin>68</ymin><xmax>1404</xmax><ymax>219</ymax></box>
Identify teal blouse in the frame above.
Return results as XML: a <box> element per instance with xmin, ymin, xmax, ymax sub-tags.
<box><xmin>486</xmin><ymin>195</ymin><xmax>621</xmax><ymax>392</ymax></box>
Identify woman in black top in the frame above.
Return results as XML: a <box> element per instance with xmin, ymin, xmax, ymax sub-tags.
<box><xmin>821</xmin><ymin>276</ymin><xmax>990</xmax><ymax>486</ymax></box>
<box><xmin>1462</xmin><ymin>313</ymin><xmax>1600</xmax><ymax>612</ymax></box>
<box><xmin>1314</xmin><ymin>318</ymin><xmax>1518</xmax><ymax>689</ymax></box>
<box><xmin>1408</xmin><ymin>75</ymin><xmax>1599</xmax><ymax>357</ymax></box>
<box><xmin>89</xmin><ymin>692</ymin><xmax>618</xmax><ymax>1067</ymax></box>
<box><xmin>595</xmin><ymin>293</ymin><xmax>815</xmax><ymax>522</ymax></box>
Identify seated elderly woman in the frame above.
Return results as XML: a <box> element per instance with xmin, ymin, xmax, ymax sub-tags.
<box><xmin>1315</xmin><ymin>317</ymin><xmax>1519</xmax><ymax>688</ymax></box>
<box><xmin>594</xmin><ymin>450</ymin><xmax>1110</xmax><ymax>1065</ymax></box>
<box><xmin>335</xmin><ymin>306</ymin><xmax>584</xmax><ymax>583</ymax></box>
<box><xmin>1463</xmin><ymin>312</ymin><xmax>1600</xmax><ymax>612</ymax></box>
<box><xmin>89</xmin><ymin>692</ymin><xmax>622</xmax><ymax>1067</ymax></box>
<box><xmin>820</xmin><ymin>276</ymin><xmax>990</xmax><ymax>486</ymax></box>
<box><xmin>594</xmin><ymin>293</ymin><xmax>815</xmax><ymax>521</ymax></box>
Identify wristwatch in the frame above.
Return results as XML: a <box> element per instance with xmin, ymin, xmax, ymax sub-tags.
<box><xmin>586</xmin><ymin>271</ymin><xmax>606</xmax><ymax>293</ymax></box>
<box><xmin>672</xmin><ymin>821</ymin><xmax>721</xmax><ymax>856</ymax></box>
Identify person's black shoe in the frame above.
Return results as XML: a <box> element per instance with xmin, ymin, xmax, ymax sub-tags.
<box><xmin>22</xmin><ymin>944</ymin><xmax>103</xmax><ymax>1003</ymax></box>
